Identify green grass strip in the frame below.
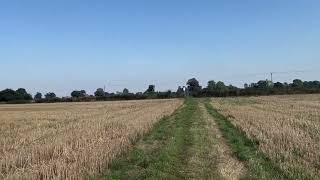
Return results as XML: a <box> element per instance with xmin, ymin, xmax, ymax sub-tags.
<box><xmin>204</xmin><ymin>101</ymin><xmax>291</xmax><ymax>180</ymax></box>
<box><xmin>100</xmin><ymin>98</ymin><xmax>197</xmax><ymax>180</ymax></box>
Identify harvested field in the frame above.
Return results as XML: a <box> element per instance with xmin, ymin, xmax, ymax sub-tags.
<box><xmin>198</xmin><ymin>103</ymin><xmax>246</xmax><ymax>180</ymax></box>
<box><xmin>0</xmin><ymin>99</ymin><xmax>183</xmax><ymax>180</ymax></box>
<box><xmin>211</xmin><ymin>94</ymin><xmax>320</xmax><ymax>179</ymax></box>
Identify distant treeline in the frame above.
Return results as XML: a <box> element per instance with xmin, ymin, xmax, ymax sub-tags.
<box><xmin>0</xmin><ymin>88</ymin><xmax>33</xmax><ymax>104</ymax></box>
<box><xmin>1</xmin><ymin>78</ymin><xmax>320</xmax><ymax>104</ymax></box>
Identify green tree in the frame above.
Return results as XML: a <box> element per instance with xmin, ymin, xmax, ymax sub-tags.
<box><xmin>80</xmin><ymin>90</ymin><xmax>86</xmax><ymax>96</ymax></box>
<box><xmin>207</xmin><ymin>80</ymin><xmax>216</xmax><ymax>90</ymax></box>
<box><xmin>45</xmin><ymin>92</ymin><xmax>56</xmax><ymax>99</ymax></box>
<box><xmin>145</xmin><ymin>85</ymin><xmax>155</xmax><ymax>94</ymax></box>
<box><xmin>34</xmin><ymin>92</ymin><xmax>42</xmax><ymax>100</ymax></box>
<box><xmin>16</xmin><ymin>88</ymin><xmax>32</xmax><ymax>100</ymax></box>
<box><xmin>187</xmin><ymin>78</ymin><xmax>202</xmax><ymax>97</ymax></box>
<box><xmin>292</xmin><ymin>79</ymin><xmax>303</xmax><ymax>88</ymax></box>
<box><xmin>94</xmin><ymin>88</ymin><xmax>105</xmax><ymax>97</ymax></box>
<box><xmin>216</xmin><ymin>81</ymin><xmax>228</xmax><ymax>96</ymax></box>
<box><xmin>16</xmin><ymin>88</ymin><xmax>27</xmax><ymax>95</ymax></box>
<box><xmin>71</xmin><ymin>90</ymin><xmax>86</xmax><ymax>98</ymax></box>
<box><xmin>216</xmin><ymin>81</ymin><xmax>226</xmax><ymax>89</ymax></box>
<box><xmin>274</xmin><ymin>82</ymin><xmax>284</xmax><ymax>89</ymax></box>
<box><xmin>0</xmin><ymin>89</ymin><xmax>16</xmax><ymax>101</ymax></box>
<box><xmin>123</xmin><ymin>88</ymin><xmax>129</xmax><ymax>94</ymax></box>
<box><xmin>257</xmin><ymin>80</ymin><xmax>269</xmax><ymax>89</ymax></box>
<box><xmin>312</xmin><ymin>81</ymin><xmax>320</xmax><ymax>88</ymax></box>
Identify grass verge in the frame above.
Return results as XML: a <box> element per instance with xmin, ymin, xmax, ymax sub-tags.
<box><xmin>204</xmin><ymin>100</ymin><xmax>290</xmax><ymax>180</ymax></box>
<box><xmin>100</xmin><ymin>98</ymin><xmax>196</xmax><ymax>180</ymax></box>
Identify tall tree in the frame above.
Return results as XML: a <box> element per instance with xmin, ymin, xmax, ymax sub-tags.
<box><xmin>0</xmin><ymin>89</ymin><xmax>16</xmax><ymax>101</ymax></box>
<box><xmin>292</xmin><ymin>79</ymin><xmax>303</xmax><ymax>88</ymax></box>
<box><xmin>257</xmin><ymin>80</ymin><xmax>269</xmax><ymax>89</ymax></box>
<box><xmin>16</xmin><ymin>88</ymin><xmax>27</xmax><ymax>95</ymax></box>
<box><xmin>274</xmin><ymin>82</ymin><xmax>284</xmax><ymax>89</ymax></box>
<box><xmin>71</xmin><ymin>90</ymin><xmax>86</xmax><ymax>98</ymax></box>
<box><xmin>16</xmin><ymin>88</ymin><xmax>32</xmax><ymax>100</ymax></box>
<box><xmin>94</xmin><ymin>88</ymin><xmax>105</xmax><ymax>97</ymax></box>
<box><xmin>34</xmin><ymin>92</ymin><xmax>42</xmax><ymax>100</ymax></box>
<box><xmin>187</xmin><ymin>78</ymin><xmax>202</xmax><ymax>97</ymax></box>
<box><xmin>145</xmin><ymin>85</ymin><xmax>155</xmax><ymax>94</ymax></box>
<box><xmin>207</xmin><ymin>80</ymin><xmax>216</xmax><ymax>90</ymax></box>
<box><xmin>45</xmin><ymin>92</ymin><xmax>56</xmax><ymax>99</ymax></box>
<box><xmin>123</xmin><ymin>88</ymin><xmax>129</xmax><ymax>94</ymax></box>
<box><xmin>216</xmin><ymin>81</ymin><xmax>228</xmax><ymax>96</ymax></box>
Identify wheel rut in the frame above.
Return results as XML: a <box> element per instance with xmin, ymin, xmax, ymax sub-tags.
<box><xmin>198</xmin><ymin>102</ymin><xmax>246</xmax><ymax>180</ymax></box>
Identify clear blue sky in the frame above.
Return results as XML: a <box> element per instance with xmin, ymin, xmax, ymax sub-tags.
<box><xmin>1</xmin><ymin>0</ymin><xmax>319</xmax><ymax>96</ymax></box>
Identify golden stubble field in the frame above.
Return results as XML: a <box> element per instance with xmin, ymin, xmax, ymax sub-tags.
<box><xmin>0</xmin><ymin>99</ymin><xmax>183</xmax><ymax>180</ymax></box>
<box><xmin>211</xmin><ymin>94</ymin><xmax>320</xmax><ymax>178</ymax></box>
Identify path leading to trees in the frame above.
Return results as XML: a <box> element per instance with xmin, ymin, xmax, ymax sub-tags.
<box><xmin>101</xmin><ymin>98</ymin><xmax>290</xmax><ymax>179</ymax></box>
<box><xmin>100</xmin><ymin>99</ymin><xmax>197</xmax><ymax>179</ymax></box>
<box><xmin>198</xmin><ymin>102</ymin><xmax>246</xmax><ymax>179</ymax></box>
<box><xmin>100</xmin><ymin>99</ymin><xmax>246</xmax><ymax>179</ymax></box>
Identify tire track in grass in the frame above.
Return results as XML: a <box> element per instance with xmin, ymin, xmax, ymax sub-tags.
<box><xmin>183</xmin><ymin>101</ymin><xmax>220</xmax><ymax>179</ymax></box>
<box><xmin>204</xmin><ymin>100</ymin><xmax>290</xmax><ymax>180</ymax></box>
<box><xmin>100</xmin><ymin>99</ymin><xmax>196</xmax><ymax>179</ymax></box>
<box><xmin>100</xmin><ymin>99</ymin><xmax>231</xmax><ymax>179</ymax></box>
<box><xmin>197</xmin><ymin>102</ymin><xmax>246</xmax><ymax>180</ymax></box>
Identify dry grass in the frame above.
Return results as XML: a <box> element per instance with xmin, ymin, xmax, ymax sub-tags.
<box><xmin>199</xmin><ymin>103</ymin><xmax>246</xmax><ymax>180</ymax></box>
<box><xmin>0</xmin><ymin>99</ymin><xmax>183</xmax><ymax>180</ymax></box>
<box><xmin>211</xmin><ymin>94</ymin><xmax>320</xmax><ymax>178</ymax></box>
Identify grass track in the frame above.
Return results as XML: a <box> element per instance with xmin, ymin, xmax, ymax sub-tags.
<box><xmin>101</xmin><ymin>99</ymin><xmax>197</xmax><ymax>179</ymax></box>
<box><xmin>100</xmin><ymin>98</ymin><xmax>309</xmax><ymax>180</ymax></box>
<box><xmin>204</xmin><ymin>100</ymin><xmax>292</xmax><ymax>180</ymax></box>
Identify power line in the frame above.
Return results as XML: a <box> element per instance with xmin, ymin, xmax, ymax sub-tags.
<box><xmin>271</xmin><ymin>69</ymin><xmax>315</xmax><ymax>74</ymax></box>
<box><xmin>213</xmin><ymin>69</ymin><xmax>316</xmax><ymax>81</ymax></box>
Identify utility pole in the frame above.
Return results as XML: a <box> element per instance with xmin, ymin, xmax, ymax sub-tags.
<box><xmin>270</xmin><ymin>72</ymin><xmax>273</xmax><ymax>82</ymax></box>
